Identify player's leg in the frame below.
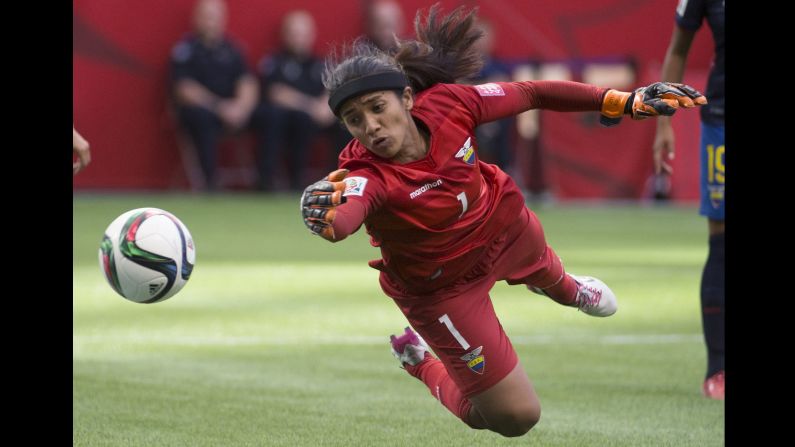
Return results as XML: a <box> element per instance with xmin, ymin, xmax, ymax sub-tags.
<box><xmin>177</xmin><ymin>105</ymin><xmax>223</xmax><ymax>189</ymax></box>
<box><xmin>699</xmin><ymin>122</ymin><xmax>725</xmax><ymax>399</ymax></box>
<box><xmin>285</xmin><ymin>109</ymin><xmax>319</xmax><ymax>191</ymax></box>
<box><xmin>391</xmin><ymin>333</ymin><xmax>539</xmax><ymax>437</ymax></box>
<box><xmin>389</xmin><ymin>276</ymin><xmax>540</xmax><ymax>437</ymax></box>
<box><xmin>252</xmin><ymin>104</ymin><xmax>287</xmax><ymax>191</ymax></box>
<box><xmin>389</xmin><ymin>327</ymin><xmax>488</xmax><ymax>429</ymax></box>
<box><xmin>502</xmin><ymin>207</ymin><xmax>617</xmax><ymax>317</ymax></box>
<box><xmin>524</xmin><ymin>246</ymin><xmax>618</xmax><ymax>317</ymax></box>
<box><xmin>467</xmin><ymin>362</ymin><xmax>539</xmax><ymax>436</ymax></box>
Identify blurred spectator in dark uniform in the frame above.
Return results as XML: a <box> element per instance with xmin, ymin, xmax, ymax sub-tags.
<box><xmin>364</xmin><ymin>0</ymin><xmax>405</xmax><ymax>52</ymax></box>
<box><xmin>170</xmin><ymin>0</ymin><xmax>259</xmax><ymax>190</ymax></box>
<box><xmin>470</xmin><ymin>19</ymin><xmax>514</xmax><ymax>173</ymax></box>
<box><xmin>257</xmin><ymin>10</ymin><xmax>347</xmax><ymax>191</ymax></box>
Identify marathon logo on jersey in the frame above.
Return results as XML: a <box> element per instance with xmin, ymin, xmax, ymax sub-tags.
<box><xmin>455</xmin><ymin>137</ymin><xmax>476</xmax><ymax>165</ymax></box>
<box><xmin>460</xmin><ymin>346</ymin><xmax>485</xmax><ymax>375</ymax></box>
<box><xmin>410</xmin><ymin>179</ymin><xmax>443</xmax><ymax>199</ymax></box>
<box><xmin>474</xmin><ymin>83</ymin><xmax>505</xmax><ymax>97</ymax></box>
<box><xmin>342</xmin><ymin>176</ymin><xmax>368</xmax><ymax>197</ymax></box>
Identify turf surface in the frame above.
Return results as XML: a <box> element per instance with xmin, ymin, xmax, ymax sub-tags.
<box><xmin>74</xmin><ymin>194</ymin><xmax>724</xmax><ymax>446</ymax></box>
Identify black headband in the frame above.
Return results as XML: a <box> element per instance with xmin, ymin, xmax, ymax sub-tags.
<box><xmin>328</xmin><ymin>72</ymin><xmax>409</xmax><ymax>116</ymax></box>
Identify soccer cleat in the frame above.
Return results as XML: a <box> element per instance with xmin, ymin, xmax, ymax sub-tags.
<box><xmin>390</xmin><ymin>326</ymin><xmax>430</xmax><ymax>367</ymax></box>
<box><xmin>702</xmin><ymin>370</ymin><xmax>725</xmax><ymax>400</ymax></box>
<box><xmin>570</xmin><ymin>274</ymin><xmax>618</xmax><ymax>317</ymax></box>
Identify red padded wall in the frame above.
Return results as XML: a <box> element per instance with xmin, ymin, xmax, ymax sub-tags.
<box><xmin>73</xmin><ymin>0</ymin><xmax>714</xmax><ymax>198</ymax></box>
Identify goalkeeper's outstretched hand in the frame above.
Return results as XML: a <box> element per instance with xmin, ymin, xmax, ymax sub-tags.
<box><xmin>600</xmin><ymin>82</ymin><xmax>707</xmax><ymax>126</ymax></box>
<box><xmin>301</xmin><ymin>169</ymin><xmax>349</xmax><ymax>241</ymax></box>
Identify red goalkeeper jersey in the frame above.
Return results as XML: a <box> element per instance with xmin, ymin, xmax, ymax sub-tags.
<box><xmin>333</xmin><ymin>81</ymin><xmax>606</xmax><ymax>293</ymax></box>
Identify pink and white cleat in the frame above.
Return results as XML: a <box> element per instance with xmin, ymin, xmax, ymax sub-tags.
<box><xmin>570</xmin><ymin>275</ymin><xmax>618</xmax><ymax>317</ymax></box>
<box><xmin>390</xmin><ymin>326</ymin><xmax>431</xmax><ymax>367</ymax></box>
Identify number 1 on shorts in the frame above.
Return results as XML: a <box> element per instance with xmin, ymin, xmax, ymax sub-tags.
<box><xmin>439</xmin><ymin>313</ymin><xmax>470</xmax><ymax>350</ymax></box>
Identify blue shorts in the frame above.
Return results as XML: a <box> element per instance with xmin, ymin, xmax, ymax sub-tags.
<box><xmin>699</xmin><ymin>122</ymin><xmax>725</xmax><ymax>220</ymax></box>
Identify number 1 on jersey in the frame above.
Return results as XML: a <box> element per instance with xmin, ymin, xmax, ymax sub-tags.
<box><xmin>439</xmin><ymin>313</ymin><xmax>470</xmax><ymax>349</ymax></box>
<box><xmin>456</xmin><ymin>192</ymin><xmax>468</xmax><ymax>218</ymax></box>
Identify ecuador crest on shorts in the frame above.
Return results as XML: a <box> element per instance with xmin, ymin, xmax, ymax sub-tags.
<box><xmin>460</xmin><ymin>346</ymin><xmax>485</xmax><ymax>375</ymax></box>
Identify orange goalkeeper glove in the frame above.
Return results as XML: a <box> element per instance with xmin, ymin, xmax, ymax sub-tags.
<box><xmin>600</xmin><ymin>82</ymin><xmax>707</xmax><ymax>127</ymax></box>
<box><xmin>301</xmin><ymin>169</ymin><xmax>349</xmax><ymax>241</ymax></box>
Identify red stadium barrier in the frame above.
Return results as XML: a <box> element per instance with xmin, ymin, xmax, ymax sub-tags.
<box><xmin>73</xmin><ymin>0</ymin><xmax>713</xmax><ymax>199</ymax></box>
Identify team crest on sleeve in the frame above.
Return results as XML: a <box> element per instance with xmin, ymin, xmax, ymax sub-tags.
<box><xmin>455</xmin><ymin>137</ymin><xmax>476</xmax><ymax>165</ymax></box>
<box><xmin>474</xmin><ymin>83</ymin><xmax>505</xmax><ymax>97</ymax></box>
<box><xmin>342</xmin><ymin>176</ymin><xmax>368</xmax><ymax>196</ymax></box>
<box><xmin>460</xmin><ymin>346</ymin><xmax>485</xmax><ymax>374</ymax></box>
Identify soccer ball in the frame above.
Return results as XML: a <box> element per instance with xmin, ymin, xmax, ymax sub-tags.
<box><xmin>98</xmin><ymin>208</ymin><xmax>196</xmax><ymax>303</ymax></box>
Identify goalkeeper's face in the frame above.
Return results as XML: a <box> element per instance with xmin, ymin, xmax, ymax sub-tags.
<box><xmin>340</xmin><ymin>88</ymin><xmax>417</xmax><ymax>161</ymax></box>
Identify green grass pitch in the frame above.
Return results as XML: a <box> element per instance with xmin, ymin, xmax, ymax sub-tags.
<box><xmin>73</xmin><ymin>194</ymin><xmax>724</xmax><ymax>446</ymax></box>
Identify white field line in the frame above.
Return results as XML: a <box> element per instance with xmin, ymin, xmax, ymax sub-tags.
<box><xmin>74</xmin><ymin>333</ymin><xmax>702</xmax><ymax>347</ymax></box>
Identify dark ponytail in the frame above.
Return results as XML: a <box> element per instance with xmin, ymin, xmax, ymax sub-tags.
<box><xmin>395</xmin><ymin>4</ymin><xmax>484</xmax><ymax>91</ymax></box>
<box><xmin>323</xmin><ymin>4</ymin><xmax>484</xmax><ymax>100</ymax></box>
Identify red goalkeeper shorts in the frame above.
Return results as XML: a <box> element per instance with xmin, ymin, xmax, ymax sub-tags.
<box><xmin>380</xmin><ymin>207</ymin><xmax>565</xmax><ymax>397</ymax></box>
